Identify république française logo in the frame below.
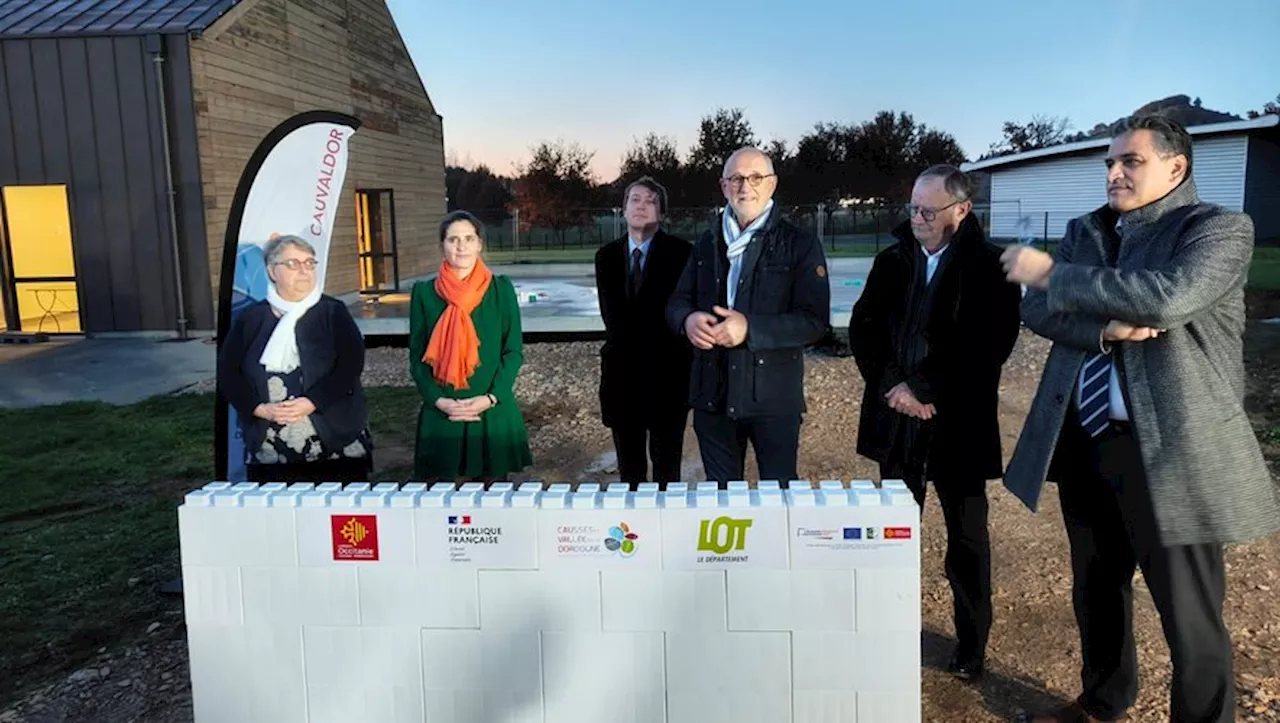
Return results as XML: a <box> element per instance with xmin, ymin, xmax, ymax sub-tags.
<box><xmin>697</xmin><ymin>516</ymin><xmax>753</xmax><ymax>562</ymax></box>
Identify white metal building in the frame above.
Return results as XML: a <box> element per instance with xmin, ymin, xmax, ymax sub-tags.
<box><xmin>962</xmin><ymin>115</ymin><xmax>1280</xmax><ymax>243</ymax></box>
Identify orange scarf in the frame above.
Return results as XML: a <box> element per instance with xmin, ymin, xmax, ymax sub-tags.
<box><xmin>423</xmin><ymin>259</ymin><xmax>493</xmax><ymax>389</ymax></box>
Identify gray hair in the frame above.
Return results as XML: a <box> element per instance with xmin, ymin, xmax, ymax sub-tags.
<box><xmin>918</xmin><ymin>164</ymin><xmax>972</xmax><ymax>202</ymax></box>
<box><xmin>263</xmin><ymin>234</ymin><xmax>316</xmax><ymax>266</ymax></box>
<box><xmin>1112</xmin><ymin>113</ymin><xmax>1194</xmax><ymax>177</ymax></box>
<box><xmin>722</xmin><ymin>147</ymin><xmax>776</xmax><ymax>176</ymax></box>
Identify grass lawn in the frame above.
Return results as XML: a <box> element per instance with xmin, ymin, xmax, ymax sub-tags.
<box><xmin>1250</xmin><ymin>247</ymin><xmax>1280</xmax><ymax>291</ymax></box>
<box><xmin>0</xmin><ymin>388</ymin><xmax>423</xmax><ymax>706</ymax></box>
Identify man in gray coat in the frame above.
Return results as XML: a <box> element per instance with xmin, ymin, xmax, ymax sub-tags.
<box><xmin>1001</xmin><ymin>114</ymin><xmax>1279</xmax><ymax>723</ymax></box>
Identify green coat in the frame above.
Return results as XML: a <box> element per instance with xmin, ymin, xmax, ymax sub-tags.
<box><xmin>409</xmin><ymin>274</ymin><xmax>533</xmax><ymax>479</ymax></box>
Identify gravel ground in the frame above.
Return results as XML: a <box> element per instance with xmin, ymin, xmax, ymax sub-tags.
<box><xmin>7</xmin><ymin>326</ymin><xmax>1280</xmax><ymax>722</ymax></box>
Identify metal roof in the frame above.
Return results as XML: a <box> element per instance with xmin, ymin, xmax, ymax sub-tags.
<box><xmin>0</xmin><ymin>0</ymin><xmax>240</xmax><ymax>39</ymax></box>
<box><xmin>962</xmin><ymin>115</ymin><xmax>1280</xmax><ymax>173</ymax></box>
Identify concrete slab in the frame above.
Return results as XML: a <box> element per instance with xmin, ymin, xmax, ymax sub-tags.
<box><xmin>0</xmin><ymin>336</ymin><xmax>216</xmax><ymax>408</ymax></box>
<box><xmin>350</xmin><ymin>258</ymin><xmax>872</xmax><ymax>337</ymax></box>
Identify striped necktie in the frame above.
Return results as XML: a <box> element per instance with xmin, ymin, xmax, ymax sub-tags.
<box><xmin>1078</xmin><ymin>352</ymin><xmax>1112</xmax><ymax>437</ymax></box>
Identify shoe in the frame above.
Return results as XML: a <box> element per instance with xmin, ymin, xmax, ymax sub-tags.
<box><xmin>946</xmin><ymin>651</ymin><xmax>984</xmax><ymax>683</ymax></box>
<box><xmin>1014</xmin><ymin>701</ymin><xmax>1122</xmax><ymax>722</ymax></box>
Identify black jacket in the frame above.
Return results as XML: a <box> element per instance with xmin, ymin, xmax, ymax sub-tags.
<box><xmin>217</xmin><ymin>296</ymin><xmax>368</xmax><ymax>456</ymax></box>
<box><xmin>666</xmin><ymin>207</ymin><xmax>831</xmax><ymax>419</ymax></box>
<box><xmin>848</xmin><ymin>215</ymin><xmax>1022</xmax><ymax>481</ymax></box>
<box><xmin>595</xmin><ymin>230</ymin><xmax>693</xmax><ymax>427</ymax></box>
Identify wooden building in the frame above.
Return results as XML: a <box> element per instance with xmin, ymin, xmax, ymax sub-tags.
<box><xmin>0</xmin><ymin>0</ymin><xmax>445</xmax><ymax>336</ymax></box>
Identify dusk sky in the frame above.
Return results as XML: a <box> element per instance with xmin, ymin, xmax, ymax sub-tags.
<box><xmin>388</xmin><ymin>0</ymin><xmax>1279</xmax><ymax>182</ymax></box>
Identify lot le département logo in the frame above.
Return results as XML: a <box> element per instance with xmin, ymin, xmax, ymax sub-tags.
<box><xmin>697</xmin><ymin>516</ymin><xmax>753</xmax><ymax>563</ymax></box>
<box><xmin>331</xmin><ymin>514</ymin><xmax>379</xmax><ymax>561</ymax></box>
<box><xmin>556</xmin><ymin>521</ymin><xmax>640</xmax><ymax>557</ymax></box>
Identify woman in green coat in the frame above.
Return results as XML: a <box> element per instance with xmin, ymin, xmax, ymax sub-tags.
<box><xmin>409</xmin><ymin>211</ymin><xmax>533</xmax><ymax>481</ymax></box>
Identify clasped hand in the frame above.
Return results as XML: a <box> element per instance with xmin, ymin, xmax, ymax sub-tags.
<box><xmin>436</xmin><ymin>395</ymin><xmax>494</xmax><ymax>422</ymax></box>
<box><xmin>885</xmin><ymin>382</ymin><xmax>935</xmax><ymax>421</ymax></box>
<box><xmin>684</xmin><ymin>306</ymin><xmax>748</xmax><ymax>350</ymax></box>
<box><xmin>255</xmin><ymin>397</ymin><xmax>316</xmax><ymax>425</ymax></box>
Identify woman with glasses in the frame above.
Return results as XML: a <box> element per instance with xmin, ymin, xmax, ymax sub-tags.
<box><xmin>409</xmin><ymin>210</ymin><xmax>532</xmax><ymax>483</ymax></box>
<box><xmin>217</xmin><ymin>234</ymin><xmax>373</xmax><ymax>482</ymax></box>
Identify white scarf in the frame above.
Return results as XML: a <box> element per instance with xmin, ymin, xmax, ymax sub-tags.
<box><xmin>259</xmin><ymin>283</ymin><xmax>322</xmax><ymax>373</ymax></box>
<box><xmin>722</xmin><ymin>199</ymin><xmax>774</xmax><ymax>308</ymax></box>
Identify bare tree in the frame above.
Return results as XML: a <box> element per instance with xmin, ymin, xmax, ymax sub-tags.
<box><xmin>1247</xmin><ymin>93</ymin><xmax>1280</xmax><ymax>119</ymax></box>
<box><xmin>513</xmin><ymin>141</ymin><xmax>598</xmax><ymax>246</ymax></box>
<box><xmin>984</xmin><ymin>115</ymin><xmax>1073</xmax><ymax>158</ymax></box>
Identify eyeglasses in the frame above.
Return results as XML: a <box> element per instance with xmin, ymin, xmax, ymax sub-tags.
<box><xmin>274</xmin><ymin>258</ymin><xmax>318</xmax><ymax>271</ymax></box>
<box><xmin>722</xmin><ymin>173</ymin><xmax>776</xmax><ymax>189</ymax></box>
<box><xmin>908</xmin><ymin>200</ymin><xmax>961</xmax><ymax>223</ymax></box>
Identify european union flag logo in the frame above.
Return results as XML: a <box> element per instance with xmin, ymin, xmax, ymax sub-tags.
<box><xmin>843</xmin><ymin>527</ymin><xmax>862</xmax><ymax>540</ymax></box>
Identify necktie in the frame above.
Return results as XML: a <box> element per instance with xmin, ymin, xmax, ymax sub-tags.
<box><xmin>1078</xmin><ymin>352</ymin><xmax>1112</xmax><ymax>437</ymax></box>
<box><xmin>630</xmin><ymin>248</ymin><xmax>644</xmax><ymax>296</ymax></box>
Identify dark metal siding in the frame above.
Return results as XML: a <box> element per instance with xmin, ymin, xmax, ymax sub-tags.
<box><xmin>1244</xmin><ymin>131</ymin><xmax>1280</xmax><ymax>244</ymax></box>
<box><xmin>163</xmin><ymin>34</ymin><xmax>213</xmax><ymax>329</ymax></box>
<box><xmin>0</xmin><ymin>0</ymin><xmax>237</xmax><ymax>39</ymax></box>
<box><xmin>62</xmin><ymin>37</ymin><xmax>115</xmax><ymax>329</ymax></box>
<box><xmin>0</xmin><ymin>34</ymin><xmax>212</xmax><ymax>333</ymax></box>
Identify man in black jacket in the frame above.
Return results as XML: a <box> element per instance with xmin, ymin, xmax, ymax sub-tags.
<box><xmin>595</xmin><ymin>176</ymin><xmax>693</xmax><ymax>487</ymax></box>
<box><xmin>848</xmin><ymin>164</ymin><xmax>1022</xmax><ymax>682</ymax></box>
<box><xmin>666</xmin><ymin>147</ymin><xmax>830</xmax><ymax>483</ymax></box>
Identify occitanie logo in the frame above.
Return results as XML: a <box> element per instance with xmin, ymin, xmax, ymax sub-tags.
<box><xmin>341</xmin><ymin>518</ymin><xmax>368</xmax><ymax>546</ymax></box>
<box><xmin>331</xmin><ymin>514</ymin><xmax>380</xmax><ymax>561</ymax></box>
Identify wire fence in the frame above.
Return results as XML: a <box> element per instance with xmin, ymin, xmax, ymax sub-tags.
<box><xmin>463</xmin><ymin>203</ymin><xmax>1075</xmax><ymax>259</ymax></box>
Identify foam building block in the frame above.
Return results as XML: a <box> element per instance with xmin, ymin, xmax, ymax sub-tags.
<box><xmin>179</xmin><ymin>479</ymin><xmax>922</xmax><ymax>723</ymax></box>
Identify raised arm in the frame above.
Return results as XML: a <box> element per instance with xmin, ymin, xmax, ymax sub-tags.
<box><xmin>1046</xmin><ymin>211</ymin><xmax>1254</xmax><ymax>330</ymax></box>
<box><xmin>1021</xmin><ymin>218</ymin><xmax>1110</xmax><ymax>352</ymax></box>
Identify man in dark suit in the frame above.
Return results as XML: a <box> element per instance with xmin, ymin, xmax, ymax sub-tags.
<box><xmin>1002</xmin><ymin>114</ymin><xmax>1280</xmax><ymax>723</ymax></box>
<box><xmin>595</xmin><ymin>176</ymin><xmax>692</xmax><ymax>487</ymax></box>
<box><xmin>666</xmin><ymin>147</ymin><xmax>830</xmax><ymax>483</ymax></box>
<box><xmin>848</xmin><ymin>164</ymin><xmax>1022</xmax><ymax>683</ymax></box>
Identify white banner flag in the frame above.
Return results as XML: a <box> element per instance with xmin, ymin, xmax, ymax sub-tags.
<box><xmin>215</xmin><ymin>111</ymin><xmax>362</xmax><ymax>482</ymax></box>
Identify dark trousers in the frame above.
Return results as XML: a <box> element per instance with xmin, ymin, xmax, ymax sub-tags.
<box><xmin>885</xmin><ymin>461</ymin><xmax>992</xmax><ymax>663</ymax></box>
<box><xmin>610</xmin><ymin>408</ymin><xmax>689</xmax><ymax>486</ymax></box>
<box><xmin>1056</xmin><ymin>419</ymin><xmax>1233</xmax><ymax>722</ymax></box>
<box><xmin>693</xmin><ymin>410</ymin><xmax>801</xmax><ymax>483</ymax></box>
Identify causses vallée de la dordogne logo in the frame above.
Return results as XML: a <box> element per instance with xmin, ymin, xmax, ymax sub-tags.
<box><xmin>605</xmin><ymin>522</ymin><xmax>639</xmax><ymax>557</ymax></box>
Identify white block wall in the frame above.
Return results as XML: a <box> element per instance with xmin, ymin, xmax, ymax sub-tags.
<box><xmin>179</xmin><ymin>479</ymin><xmax>922</xmax><ymax>723</ymax></box>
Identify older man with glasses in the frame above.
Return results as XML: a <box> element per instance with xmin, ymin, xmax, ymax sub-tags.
<box><xmin>848</xmin><ymin>164</ymin><xmax>1023</xmax><ymax>682</ymax></box>
<box><xmin>666</xmin><ymin>146</ymin><xmax>831</xmax><ymax>484</ymax></box>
